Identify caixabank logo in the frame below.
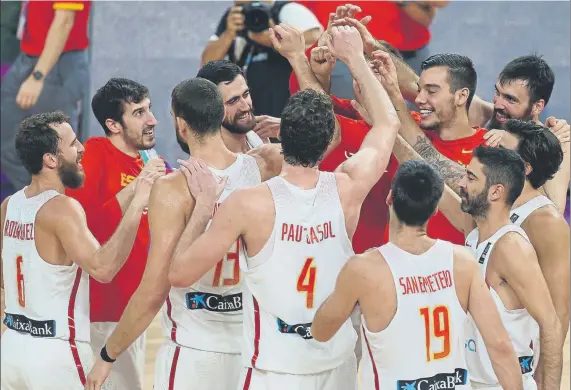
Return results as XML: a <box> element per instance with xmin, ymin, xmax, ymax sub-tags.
<box><xmin>397</xmin><ymin>368</ymin><xmax>468</xmax><ymax>389</ymax></box>
<box><xmin>3</xmin><ymin>313</ymin><xmax>56</xmax><ymax>337</ymax></box>
<box><xmin>185</xmin><ymin>292</ymin><xmax>242</xmax><ymax>313</ymax></box>
<box><xmin>276</xmin><ymin>318</ymin><xmax>313</xmax><ymax>340</ymax></box>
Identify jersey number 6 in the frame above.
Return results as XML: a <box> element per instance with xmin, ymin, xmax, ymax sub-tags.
<box><xmin>420</xmin><ymin>305</ymin><xmax>450</xmax><ymax>361</ymax></box>
<box><xmin>297</xmin><ymin>257</ymin><xmax>317</xmax><ymax>309</ymax></box>
<box><xmin>16</xmin><ymin>255</ymin><xmax>25</xmax><ymax>307</ymax></box>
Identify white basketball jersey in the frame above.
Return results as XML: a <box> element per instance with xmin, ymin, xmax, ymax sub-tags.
<box><xmin>464</xmin><ymin>225</ymin><xmax>537</xmax><ymax>384</ymax></box>
<box><xmin>2</xmin><ymin>189</ymin><xmax>90</xmax><ymax>343</ymax></box>
<box><xmin>240</xmin><ymin>172</ymin><xmax>357</xmax><ymax>374</ymax></box>
<box><xmin>510</xmin><ymin>195</ymin><xmax>554</xmax><ymax>226</ymax></box>
<box><xmin>509</xmin><ymin>195</ymin><xmax>553</xmax><ymax>369</ymax></box>
<box><xmin>161</xmin><ymin>154</ymin><xmax>261</xmax><ymax>353</ymax></box>
<box><xmin>360</xmin><ymin>241</ymin><xmax>469</xmax><ymax>389</ymax></box>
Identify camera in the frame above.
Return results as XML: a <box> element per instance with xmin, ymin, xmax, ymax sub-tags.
<box><xmin>242</xmin><ymin>2</ymin><xmax>272</xmax><ymax>33</ymax></box>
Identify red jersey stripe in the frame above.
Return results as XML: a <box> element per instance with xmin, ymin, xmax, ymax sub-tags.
<box><xmin>68</xmin><ymin>268</ymin><xmax>86</xmax><ymax>385</ymax></box>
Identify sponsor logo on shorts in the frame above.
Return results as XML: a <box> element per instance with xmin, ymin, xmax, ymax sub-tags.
<box><xmin>519</xmin><ymin>355</ymin><xmax>534</xmax><ymax>374</ymax></box>
<box><xmin>397</xmin><ymin>368</ymin><xmax>468</xmax><ymax>389</ymax></box>
<box><xmin>185</xmin><ymin>292</ymin><xmax>242</xmax><ymax>313</ymax></box>
<box><xmin>276</xmin><ymin>318</ymin><xmax>313</xmax><ymax>340</ymax></box>
<box><xmin>3</xmin><ymin>313</ymin><xmax>56</xmax><ymax>337</ymax></box>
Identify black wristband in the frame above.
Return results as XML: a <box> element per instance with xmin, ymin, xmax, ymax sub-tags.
<box><xmin>100</xmin><ymin>345</ymin><xmax>116</xmax><ymax>363</ymax></box>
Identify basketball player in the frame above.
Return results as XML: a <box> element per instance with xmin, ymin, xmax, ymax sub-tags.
<box><xmin>167</xmin><ymin>24</ymin><xmax>400</xmax><ymax>389</ymax></box>
<box><xmin>459</xmin><ymin>146</ymin><xmax>561</xmax><ymax>389</ymax></box>
<box><xmin>0</xmin><ymin>111</ymin><xmax>155</xmax><ymax>389</ymax></box>
<box><xmin>84</xmin><ymin>77</ymin><xmax>285</xmax><ymax>390</ymax></box>
<box><xmin>197</xmin><ymin>60</ymin><xmax>267</xmax><ymax>152</ymax></box>
<box><xmin>311</xmin><ymin>160</ymin><xmax>523</xmax><ymax>389</ymax></box>
<box><xmin>479</xmin><ymin>55</ymin><xmax>570</xmax><ymax>213</ymax></box>
<box><xmin>67</xmin><ymin>77</ymin><xmax>168</xmax><ymax>390</ymax></box>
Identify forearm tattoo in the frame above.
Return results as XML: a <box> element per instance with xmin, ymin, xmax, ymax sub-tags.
<box><xmin>412</xmin><ymin>135</ymin><xmax>465</xmax><ymax>194</ymax></box>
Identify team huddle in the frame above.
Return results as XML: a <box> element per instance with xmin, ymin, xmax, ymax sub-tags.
<box><xmin>1</xmin><ymin>4</ymin><xmax>570</xmax><ymax>390</ymax></box>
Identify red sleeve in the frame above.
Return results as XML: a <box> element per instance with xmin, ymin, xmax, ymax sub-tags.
<box><xmin>289</xmin><ymin>40</ymin><xmax>320</xmax><ymax>95</ymax></box>
<box><xmin>65</xmin><ymin>139</ymin><xmax>122</xmax><ymax>240</ymax></box>
<box><xmin>330</xmin><ymin>95</ymin><xmax>361</xmax><ymax>120</ymax></box>
<box><xmin>410</xmin><ymin>110</ymin><xmax>421</xmax><ymax>125</ymax></box>
<box><xmin>336</xmin><ymin>115</ymin><xmax>370</xmax><ymax>152</ymax></box>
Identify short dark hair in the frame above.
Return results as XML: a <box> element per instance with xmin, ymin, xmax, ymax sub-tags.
<box><xmin>499</xmin><ymin>55</ymin><xmax>555</xmax><ymax>106</ymax></box>
<box><xmin>472</xmin><ymin>146</ymin><xmax>526</xmax><ymax>207</ymax></box>
<box><xmin>421</xmin><ymin>53</ymin><xmax>477</xmax><ymax>110</ymax></box>
<box><xmin>391</xmin><ymin>160</ymin><xmax>444</xmax><ymax>227</ymax></box>
<box><xmin>171</xmin><ymin>78</ymin><xmax>225</xmax><ymax>152</ymax></box>
<box><xmin>15</xmin><ymin>111</ymin><xmax>70</xmax><ymax>175</ymax></box>
<box><xmin>504</xmin><ymin>119</ymin><xmax>563</xmax><ymax>189</ymax></box>
<box><xmin>280</xmin><ymin>90</ymin><xmax>335</xmax><ymax>168</ymax></box>
<box><xmin>196</xmin><ymin>60</ymin><xmax>243</xmax><ymax>86</ymax></box>
<box><xmin>91</xmin><ymin>78</ymin><xmax>149</xmax><ymax>136</ymax></box>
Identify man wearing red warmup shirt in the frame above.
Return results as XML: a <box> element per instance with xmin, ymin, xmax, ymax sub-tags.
<box><xmin>66</xmin><ymin>78</ymin><xmax>168</xmax><ymax>390</ymax></box>
<box><xmin>290</xmin><ymin>45</ymin><xmax>485</xmax><ymax>246</ymax></box>
<box><xmin>1</xmin><ymin>0</ymin><xmax>91</xmax><ymax>191</ymax></box>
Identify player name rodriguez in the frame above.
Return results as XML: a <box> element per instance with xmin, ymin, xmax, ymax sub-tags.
<box><xmin>281</xmin><ymin>221</ymin><xmax>336</xmax><ymax>245</ymax></box>
<box><xmin>399</xmin><ymin>270</ymin><xmax>453</xmax><ymax>295</ymax></box>
<box><xmin>3</xmin><ymin>220</ymin><xmax>34</xmax><ymax>241</ymax></box>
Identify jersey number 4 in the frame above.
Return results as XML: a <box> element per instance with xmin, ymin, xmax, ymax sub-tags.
<box><xmin>297</xmin><ymin>257</ymin><xmax>317</xmax><ymax>308</ymax></box>
<box><xmin>420</xmin><ymin>305</ymin><xmax>450</xmax><ymax>361</ymax></box>
<box><xmin>16</xmin><ymin>255</ymin><xmax>25</xmax><ymax>307</ymax></box>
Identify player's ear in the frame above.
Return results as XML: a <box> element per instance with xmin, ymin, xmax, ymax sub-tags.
<box><xmin>488</xmin><ymin>183</ymin><xmax>504</xmax><ymax>202</ymax></box>
<box><xmin>386</xmin><ymin>190</ymin><xmax>393</xmax><ymax>206</ymax></box>
<box><xmin>432</xmin><ymin>205</ymin><xmax>439</xmax><ymax>217</ymax></box>
<box><xmin>455</xmin><ymin>87</ymin><xmax>469</xmax><ymax>108</ymax></box>
<box><xmin>105</xmin><ymin>118</ymin><xmax>122</xmax><ymax>135</ymax></box>
<box><xmin>43</xmin><ymin>152</ymin><xmax>58</xmax><ymax>170</ymax></box>
<box><xmin>531</xmin><ymin>99</ymin><xmax>545</xmax><ymax>117</ymax></box>
<box><xmin>524</xmin><ymin>162</ymin><xmax>533</xmax><ymax>178</ymax></box>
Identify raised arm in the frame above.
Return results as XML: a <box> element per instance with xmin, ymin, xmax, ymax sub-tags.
<box><xmin>85</xmin><ymin>176</ymin><xmax>187</xmax><ymax>389</ymax></box>
<box><xmin>494</xmin><ymin>234</ymin><xmax>563</xmax><ymax>389</ymax></box>
<box><xmin>459</xmin><ymin>249</ymin><xmax>523</xmax><ymax>389</ymax></box>
<box><xmin>375</xmin><ymin>61</ymin><xmax>466</xmax><ymax>194</ymax></box>
<box><xmin>386</xmin><ymin>133</ymin><xmax>476</xmax><ymax>234</ymax></box>
<box><xmin>312</xmin><ymin>255</ymin><xmax>364</xmax><ymax>342</ymax></box>
<box><xmin>52</xmin><ymin>172</ymin><xmax>154</xmax><ymax>283</ymax></box>
<box><xmin>269</xmin><ymin>23</ymin><xmax>342</xmax><ymax>154</ymax></box>
<box><xmin>332</xmin><ymin>36</ymin><xmax>399</xmax><ymax>202</ymax></box>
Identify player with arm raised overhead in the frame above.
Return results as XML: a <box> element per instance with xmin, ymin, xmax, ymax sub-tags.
<box><xmin>167</xmin><ymin>24</ymin><xmax>400</xmax><ymax>390</ymax></box>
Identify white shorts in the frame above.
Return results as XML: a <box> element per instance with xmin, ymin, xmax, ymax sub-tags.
<box><xmin>471</xmin><ymin>374</ymin><xmax>537</xmax><ymax>390</ymax></box>
<box><xmin>154</xmin><ymin>339</ymin><xmax>241</xmax><ymax>390</ymax></box>
<box><xmin>90</xmin><ymin>321</ymin><xmax>146</xmax><ymax>390</ymax></box>
<box><xmin>240</xmin><ymin>355</ymin><xmax>358</xmax><ymax>390</ymax></box>
<box><xmin>0</xmin><ymin>329</ymin><xmax>94</xmax><ymax>389</ymax></box>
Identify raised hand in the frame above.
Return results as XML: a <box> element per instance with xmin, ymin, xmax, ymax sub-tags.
<box><xmin>310</xmin><ymin>46</ymin><xmax>337</xmax><ymax>78</ymax></box>
<box><xmin>269</xmin><ymin>24</ymin><xmax>305</xmax><ymax>60</ymax></box>
<box><xmin>546</xmin><ymin>117</ymin><xmax>570</xmax><ymax>146</ymax></box>
<box><xmin>325</xmin><ymin>26</ymin><xmax>364</xmax><ymax>65</ymax></box>
<box><xmin>332</xmin><ymin>16</ymin><xmax>376</xmax><ymax>56</ymax></box>
<box><xmin>369</xmin><ymin>51</ymin><xmax>399</xmax><ymax>93</ymax></box>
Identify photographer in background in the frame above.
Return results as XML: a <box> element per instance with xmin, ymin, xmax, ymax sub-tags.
<box><xmin>201</xmin><ymin>0</ymin><xmax>322</xmax><ymax>118</ymax></box>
